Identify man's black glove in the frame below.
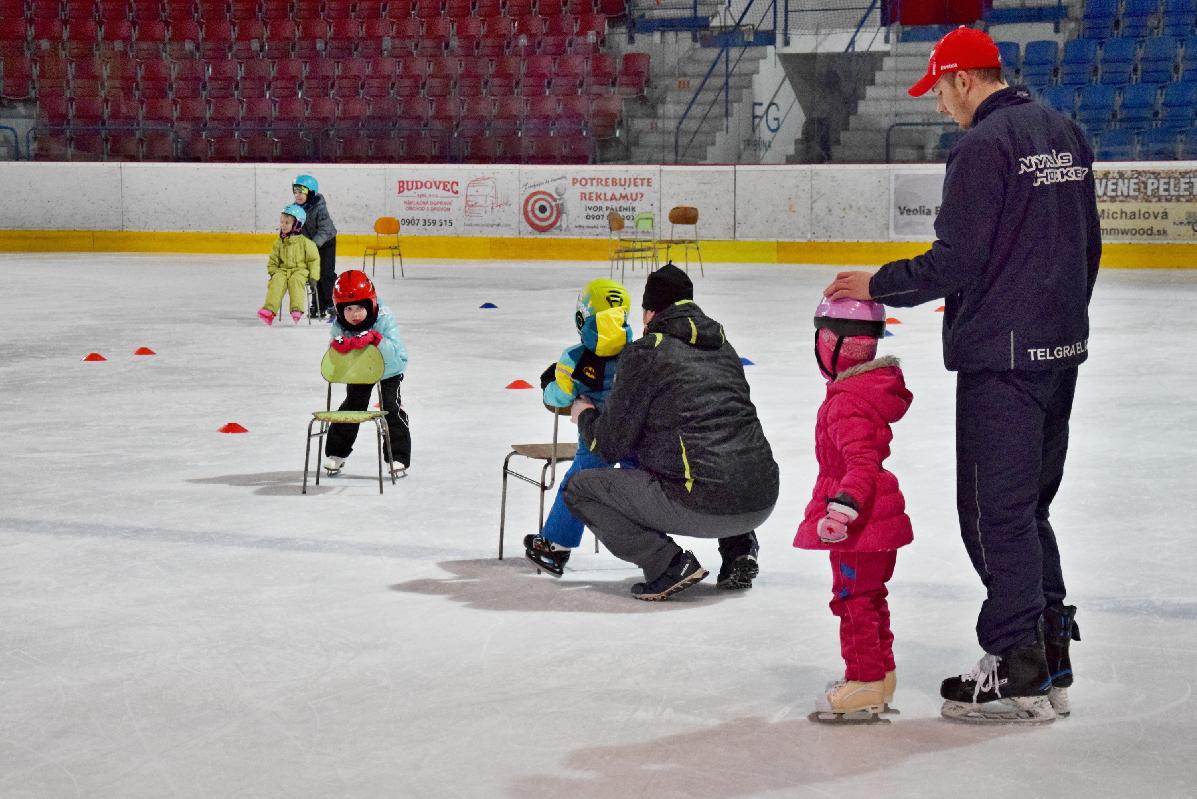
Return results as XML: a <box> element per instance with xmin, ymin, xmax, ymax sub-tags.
<box><xmin>539</xmin><ymin>362</ymin><xmax>557</xmax><ymax>390</ymax></box>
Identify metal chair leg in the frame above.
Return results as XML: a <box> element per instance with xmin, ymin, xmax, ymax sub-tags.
<box><xmin>303</xmin><ymin>418</ymin><xmax>316</xmax><ymax>494</ymax></box>
<box><xmin>498</xmin><ymin>451</ymin><xmax>517</xmax><ymax>559</ymax></box>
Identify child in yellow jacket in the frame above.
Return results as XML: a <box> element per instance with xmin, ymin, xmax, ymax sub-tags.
<box><xmin>258</xmin><ymin>204</ymin><xmax>320</xmax><ymax>325</ymax></box>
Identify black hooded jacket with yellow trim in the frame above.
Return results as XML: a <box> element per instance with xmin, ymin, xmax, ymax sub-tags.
<box><xmin>577</xmin><ymin>300</ymin><xmax>779</xmax><ymax>514</ymax></box>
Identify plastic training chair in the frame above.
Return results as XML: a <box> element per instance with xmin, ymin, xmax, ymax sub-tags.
<box><xmin>659</xmin><ymin>205</ymin><xmax>704</xmax><ymax>276</ymax></box>
<box><xmin>498</xmin><ymin>407</ymin><xmax>580</xmax><ymax>559</ymax></box>
<box><xmin>303</xmin><ymin>346</ymin><xmax>396</xmax><ymax>495</ymax></box>
<box><xmin>362</xmin><ymin>216</ymin><xmax>405</xmax><ymax>279</ymax></box>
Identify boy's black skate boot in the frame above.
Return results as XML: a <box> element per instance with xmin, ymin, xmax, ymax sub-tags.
<box><xmin>631</xmin><ymin>550</ymin><xmax>708</xmax><ymax>601</ymax></box>
<box><xmin>940</xmin><ymin>638</ymin><xmax>1055</xmax><ymax>724</ymax></box>
<box><xmin>523</xmin><ymin>534</ymin><xmax>570</xmax><ymax>577</ymax></box>
<box><xmin>1043</xmin><ymin>605</ymin><xmax>1080</xmax><ymax>717</ymax></box>
<box><xmin>716</xmin><ymin>532</ymin><xmax>759</xmax><ymax>590</ymax></box>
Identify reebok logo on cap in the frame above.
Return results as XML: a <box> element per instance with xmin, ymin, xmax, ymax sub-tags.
<box><xmin>908</xmin><ymin>26</ymin><xmax>1001</xmax><ymax>97</ymax></box>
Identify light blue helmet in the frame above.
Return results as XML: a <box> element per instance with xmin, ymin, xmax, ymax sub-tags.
<box><xmin>293</xmin><ymin>174</ymin><xmax>318</xmax><ymax>194</ymax></box>
<box><xmin>282</xmin><ymin>203</ymin><xmax>307</xmax><ymax>226</ymax></box>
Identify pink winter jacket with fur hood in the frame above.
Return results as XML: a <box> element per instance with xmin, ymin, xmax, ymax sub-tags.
<box><xmin>794</xmin><ymin>355</ymin><xmax>914</xmax><ymax>552</ymax></box>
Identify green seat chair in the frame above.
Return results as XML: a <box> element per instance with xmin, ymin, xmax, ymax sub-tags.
<box><xmin>303</xmin><ymin>346</ymin><xmax>396</xmax><ymax>495</ymax></box>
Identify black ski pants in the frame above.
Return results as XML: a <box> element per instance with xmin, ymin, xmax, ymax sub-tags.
<box><xmin>956</xmin><ymin>367</ymin><xmax>1078</xmax><ymax>656</ymax></box>
<box><xmin>314</xmin><ymin>238</ymin><xmax>337</xmax><ymax>314</ymax></box>
<box><xmin>325</xmin><ymin>373</ymin><xmax>411</xmax><ymax>466</ymax></box>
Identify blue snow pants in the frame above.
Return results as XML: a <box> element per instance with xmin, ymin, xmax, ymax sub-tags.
<box><xmin>956</xmin><ymin>368</ymin><xmax>1078</xmax><ymax>656</ymax></box>
<box><xmin>541</xmin><ymin>440</ymin><xmax>616</xmax><ymax>549</ymax></box>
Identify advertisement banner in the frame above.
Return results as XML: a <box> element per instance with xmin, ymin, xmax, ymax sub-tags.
<box><xmin>889</xmin><ymin>170</ymin><xmax>944</xmax><ymax>240</ymax></box>
<box><xmin>518</xmin><ymin>167</ymin><xmax>660</xmax><ymax>237</ymax></box>
<box><xmin>385</xmin><ymin>166</ymin><xmax>519</xmax><ymax>236</ymax></box>
<box><xmin>1094</xmin><ymin>168</ymin><xmax>1197</xmax><ymax>242</ymax></box>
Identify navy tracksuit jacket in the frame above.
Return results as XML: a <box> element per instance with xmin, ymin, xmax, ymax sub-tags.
<box><xmin>870</xmin><ymin>87</ymin><xmax>1102</xmax><ymax>655</ymax></box>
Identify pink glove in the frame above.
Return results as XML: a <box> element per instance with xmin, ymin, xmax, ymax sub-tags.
<box><xmin>330</xmin><ymin>336</ymin><xmax>354</xmax><ymax>354</ymax></box>
<box><xmin>817</xmin><ymin>501</ymin><xmax>859</xmax><ymax>544</ymax></box>
<box><xmin>360</xmin><ymin>329</ymin><xmax>383</xmax><ymax>347</ymax></box>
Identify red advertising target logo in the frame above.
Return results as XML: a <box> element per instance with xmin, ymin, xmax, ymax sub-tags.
<box><xmin>523</xmin><ymin>190</ymin><xmax>561</xmax><ymax>233</ymax></box>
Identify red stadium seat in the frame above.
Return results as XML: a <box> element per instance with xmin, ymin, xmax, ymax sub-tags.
<box><xmin>491</xmin><ymin>95</ymin><xmax>523</xmax><ymax>135</ymax></box>
<box><xmin>142</xmin><ymin>130</ymin><xmax>177</xmax><ymax>161</ymax></box>
<box><xmin>486</xmin><ymin>16</ymin><xmax>516</xmax><ymax>39</ymax></box>
<box><xmin>524</xmin><ymin>94</ymin><xmax>557</xmax><ymax>133</ymax></box>
<box><xmin>364</xmin><ymin>95</ymin><xmax>402</xmax><ymax>129</ymax></box>
<box><xmin>525</xmin><ymin>54</ymin><xmax>555</xmax><ymax>78</ymax></box>
<box><xmin>208</xmin><ymin>133</ymin><xmax>242</xmax><ymax>161</ymax></box>
<box><xmin>141</xmin><ymin>96</ymin><xmax>174</xmax><ymax>121</ymax></box>
<box><xmin>294</xmin><ymin>0</ymin><xmax>321</xmax><ymax>18</ymax></box>
<box><xmin>229</xmin><ymin>0</ymin><xmax>257</xmax><ymax>20</ymax></box>
<box><xmin>208</xmin><ymin>96</ymin><xmax>240</xmax><ymax>126</ymax></box>
<box><xmin>519</xmin><ymin>74</ymin><xmax>548</xmax><ymax>96</ymax></box>
<box><xmin>273</xmin><ymin>96</ymin><xmax>305</xmax><ymax>123</ymax></box>
<box><xmin>267</xmin><ymin>78</ymin><xmax>300</xmax><ymax>99</ymax></box>
<box><xmin>589</xmin><ymin>93</ymin><xmax>620</xmax><ymax>137</ymax></box>
<box><xmin>425</xmin><ymin>74</ymin><xmax>453</xmax><ymax>97</ymax></box>
<box><xmin>597</xmin><ymin>0</ymin><xmax>625</xmax><ymax>16</ymax></box>
<box><xmin>339</xmin><ymin>96</ymin><xmax>370</xmax><ymax>121</ymax></box>
<box><xmin>546</xmin><ymin>16</ymin><xmax>575</xmax><ymax>37</ymax></box>
<box><xmin>514</xmin><ymin>17</ymin><xmax>546</xmax><ymax>37</ymax></box>
<box><xmin>459</xmin><ymin>95</ymin><xmax>493</xmax><ymax>135</ymax></box>
<box><xmin>306</xmin><ymin>95</ymin><xmax>338</xmax><ymax>124</ymax></box>
<box><xmin>393</xmin><ymin>74</ymin><xmax>422</xmax><ymax>96</ymax></box>
<box><xmin>414</xmin><ymin>0</ymin><xmax>443</xmax><ymax>18</ymax></box>
<box><xmin>274</xmin><ymin>58</ymin><xmax>304</xmax><ymax>81</ymax></box>
<box><xmin>556</xmin><ymin>93</ymin><xmax>589</xmax><ymax>134</ymax></box>
<box><xmin>507</xmin><ymin>0</ymin><xmax>535</xmax><ymax>18</ymax></box>
<box><xmin>382</xmin><ymin>0</ymin><xmax>411</xmax><ymax>18</ymax></box>
<box><xmin>559</xmin><ymin>133</ymin><xmax>591</xmax><ymax>163</ymax></box>
<box><xmin>492</xmin><ymin>54</ymin><xmax>521</xmax><ymax>78</ymax></box>
<box><xmin>487</xmin><ymin>73</ymin><xmax>515</xmax><ymax>95</ymax></box>
<box><xmin>106</xmin><ymin>95</ymin><xmax>141</xmax><ymax>126</ymax></box>
<box><xmin>240</xmin><ymin>130</ymin><xmax>276</xmax><ymax>160</ymax></box>
<box><xmin>241</xmin><ymin>97</ymin><xmax>272</xmax><ymax>126</ymax></box>
<box><xmin>73</xmin><ymin>97</ymin><xmax>107</xmax><ymax>125</ymax></box>
<box><xmin>446</xmin><ymin>0</ymin><xmax>472</xmax><ymax>19</ymax></box>
<box><xmin>520</xmin><ymin>133</ymin><xmax>556</xmax><ymax>164</ymax></box>
<box><xmin>337</xmin><ymin>136</ymin><xmax>372</xmax><ymax>162</ymax></box>
<box><xmin>261</xmin><ymin>0</ymin><xmax>289</xmax><ymax>18</ymax></box>
<box><xmin>568</xmin><ymin>0</ymin><xmax>596</xmax><ymax>13</ymax></box>
<box><xmin>456</xmin><ymin>74</ymin><xmax>484</xmax><ymax>97</ymax></box>
<box><xmin>541</xmin><ymin>0</ymin><xmax>566</xmax><ymax>15</ymax></box>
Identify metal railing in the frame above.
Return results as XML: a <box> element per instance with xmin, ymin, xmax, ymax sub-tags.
<box><xmin>884</xmin><ymin>121</ymin><xmax>956</xmax><ymax>163</ymax></box>
<box><xmin>0</xmin><ymin>124</ymin><xmax>19</xmax><ymax>160</ymax></box>
<box><xmin>673</xmin><ymin>0</ymin><xmax>778</xmax><ymax>163</ymax></box>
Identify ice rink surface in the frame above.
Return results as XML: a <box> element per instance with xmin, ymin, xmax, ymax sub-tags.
<box><xmin>1</xmin><ymin>253</ymin><xmax>1194</xmax><ymax>799</ymax></box>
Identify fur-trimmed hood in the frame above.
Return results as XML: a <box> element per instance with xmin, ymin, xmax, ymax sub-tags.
<box><xmin>828</xmin><ymin>355</ymin><xmax>912</xmax><ymax>424</ymax></box>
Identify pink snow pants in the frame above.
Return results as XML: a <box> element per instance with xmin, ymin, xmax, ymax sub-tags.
<box><xmin>829</xmin><ymin>550</ymin><xmax>898</xmax><ymax>682</ymax></box>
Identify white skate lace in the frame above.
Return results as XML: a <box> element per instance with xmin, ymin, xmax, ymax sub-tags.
<box><xmin>961</xmin><ymin>654</ymin><xmax>1002</xmax><ymax>702</ymax></box>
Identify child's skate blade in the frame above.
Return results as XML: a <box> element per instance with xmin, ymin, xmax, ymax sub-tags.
<box><xmin>524</xmin><ymin>552</ymin><xmax>565</xmax><ymax>577</ymax></box>
<box><xmin>1048</xmin><ymin>687</ymin><xmax>1070</xmax><ymax>717</ymax></box>
<box><xmin>941</xmin><ymin>695</ymin><xmax>1056</xmax><ymax>724</ymax></box>
<box><xmin>881</xmin><ymin>704</ymin><xmax>900</xmax><ymax>715</ymax></box>
<box><xmin>808</xmin><ymin>708</ymin><xmax>890</xmax><ymax>725</ymax></box>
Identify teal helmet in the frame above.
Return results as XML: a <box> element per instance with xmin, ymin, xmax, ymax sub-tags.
<box><xmin>282</xmin><ymin>203</ymin><xmax>307</xmax><ymax>226</ymax></box>
<box><xmin>293</xmin><ymin>174</ymin><xmax>318</xmax><ymax>195</ymax></box>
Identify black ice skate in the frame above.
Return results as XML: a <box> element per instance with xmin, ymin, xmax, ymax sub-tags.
<box><xmin>1044</xmin><ymin>605</ymin><xmax>1080</xmax><ymax>717</ymax></box>
<box><xmin>631</xmin><ymin>550</ymin><xmax>708</xmax><ymax>601</ymax></box>
<box><xmin>717</xmin><ymin>533</ymin><xmax>760</xmax><ymax>590</ymax></box>
<box><xmin>523</xmin><ymin>534</ymin><xmax>570</xmax><ymax>577</ymax></box>
<box><xmin>940</xmin><ymin>642</ymin><xmax>1056</xmax><ymax>724</ymax></box>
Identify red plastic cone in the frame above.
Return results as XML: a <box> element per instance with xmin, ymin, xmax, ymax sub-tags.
<box><xmin>218</xmin><ymin>422</ymin><xmax>248</xmax><ymax>433</ymax></box>
<box><xmin>82</xmin><ymin>352</ymin><xmax>106</xmax><ymax>361</ymax></box>
<box><xmin>506</xmin><ymin>379</ymin><xmax>533</xmax><ymax>389</ymax></box>
<box><xmin>133</xmin><ymin>347</ymin><xmax>156</xmax><ymax>355</ymax></box>
<box><xmin>886</xmin><ymin>317</ymin><xmax>901</xmax><ymax>324</ymax></box>
<box><xmin>935</xmin><ymin>306</ymin><xmax>945</xmax><ymax>312</ymax></box>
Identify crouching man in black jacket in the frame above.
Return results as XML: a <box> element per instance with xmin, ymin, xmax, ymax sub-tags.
<box><xmin>564</xmin><ymin>264</ymin><xmax>779</xmax><ymax>601</ymax></box>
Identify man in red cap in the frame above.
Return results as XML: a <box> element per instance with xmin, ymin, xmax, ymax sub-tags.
<box><xmin>824</xmin><ymin>26</ymin><xmax>1101</xmax><ymax>725</ymax></box>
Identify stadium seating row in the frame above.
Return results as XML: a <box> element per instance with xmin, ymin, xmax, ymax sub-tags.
<box><xmin>998</xmin><ymin>35</ymin><xmax>1197</xmax><ymax>86</ymax></box>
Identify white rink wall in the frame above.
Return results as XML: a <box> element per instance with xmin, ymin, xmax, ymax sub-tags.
<box><xmin>2</xmin><ymin>160</ymin><xmax>1195</xmax><ymax>247</ymax></box>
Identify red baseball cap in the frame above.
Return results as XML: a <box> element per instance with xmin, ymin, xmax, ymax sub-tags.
<box><xmin>908</xmin><ymin>26</ymin><xmax>1002</xmax><ymax>97</ymax></box>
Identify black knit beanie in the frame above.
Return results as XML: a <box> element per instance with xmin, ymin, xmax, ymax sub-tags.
<box><xmin>642</xmin><ymin>263</ymin><xmax>693</xmax><ymax>312</ymax></box>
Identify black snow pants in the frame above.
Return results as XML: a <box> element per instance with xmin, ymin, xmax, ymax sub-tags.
<box><xmin>956</xmin><ymin>367</ymin><xmax>1078</xmax><ymax>656</ymax></box>
<box><xmin>325</xmin><ymin>373</ymin><xmax>411</xmax><ymax>467</ymax></box>
<box><xmin>314</xmin><ymin>238</ymin><xmax>338</xmax><ymax>315</ymax></box>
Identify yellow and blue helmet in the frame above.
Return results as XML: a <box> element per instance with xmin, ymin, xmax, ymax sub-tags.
<box><xmin>575</xmin><ymin>278</ymin><xmax>630</xmax><ymax>331</ymax></box>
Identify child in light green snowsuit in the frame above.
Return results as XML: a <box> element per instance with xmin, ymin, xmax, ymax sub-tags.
<box><xmin>259</xmin><ymin>206</ymin><xmax>320</xmax><ymax>325</ymax></box>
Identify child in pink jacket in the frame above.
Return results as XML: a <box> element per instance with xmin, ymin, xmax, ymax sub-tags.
<box><xmin>798</xmin><ymin>298</ymin><xmax>914</xmax><ymax>724</ymax></box>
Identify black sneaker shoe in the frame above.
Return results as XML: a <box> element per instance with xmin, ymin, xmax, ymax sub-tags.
<box><xmin>717</xmin><ymin>532</ymin><xmax>759</xmax><ymax>590</ymax></box>
<box><xmin>716</xmin><ymin>554</ymin><xmax>759</xmax><ymax>590</ymax></box>
<box><xmin>523</xmin><ymin>534</ymin><xmax>570</xmax><ymax>577</ymax></box>
<box><xmin>940</xmin><ymin>642</ymin><xmax>1055</xmax><ymax>724</ymax></box>
<box><xmin>1044</xmin><ymin>605</ymin><xmax>1080</xmax><ymax>716</ymax></box>
<box><xmin>631</xmin><ymin>550</ymin><xmax>708</xmax><ymax>601</ymax></box>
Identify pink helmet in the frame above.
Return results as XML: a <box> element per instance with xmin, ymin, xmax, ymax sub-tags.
<box><xmin>814</xmin><ymin>298</ymin><xmax>886</xmax><ymax>379</ymax></box>
<box><xmin>814</xmin><ymin>298</ymin><xmax>887</xmax><ymax>337</ymax></box>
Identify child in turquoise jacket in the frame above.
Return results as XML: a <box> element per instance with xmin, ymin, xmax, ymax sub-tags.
<box><xmin>525</xmin><ymin>278</ymin><xmax>633</xmax><ymax>576</ymax></box>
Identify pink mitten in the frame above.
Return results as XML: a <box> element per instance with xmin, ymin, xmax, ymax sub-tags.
<box><xmin>361</xmin><ymin>330</ymin><xmax>383</xmax><ymax>347</ymax></box>
<box><xmin>330</xmin><ymin>336</ymin><xmax>353</xmax><ymax>354</ymax></box>
<box><xmin>816</xmin><ymin>501</ymin><xmax>859</xmax><ymax>544</ymax></box>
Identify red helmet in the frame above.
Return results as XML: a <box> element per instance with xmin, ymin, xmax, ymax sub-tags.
<box><xmin>333</xmin><ymin>270</ymin><xmax>377</xmax><ymax>307</ymax></box>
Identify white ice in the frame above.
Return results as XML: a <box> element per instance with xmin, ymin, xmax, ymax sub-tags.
<box><xmin>0</xmin><ymin>253</ymin><xmax>1194</xmax><ymax>798</ymax></box>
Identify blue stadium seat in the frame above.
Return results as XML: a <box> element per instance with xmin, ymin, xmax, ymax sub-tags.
<box><xmin>1158</xmin><ymin>80</ymin><xmax>1197</xmax><ymax>126</ymax></box>
<box><xmin>1161</xmin><ymin>0</ymin><xmax>1197</xmax><ymax>36</ymax></box>
<box><xmin>1179</xmin><ymin>129</ymin><xmax>1197</xmax><ymax>158</ymax></box>
<box><xmin>1120</xmin><ymin>0</ymin><xmax>1163</xmax><ymax>37</ymax></box>
<box><xmin>1083</xmin><ymin>0</ymin><xmax>1120</xmax><ymax>38</ymax></box>
<box><xmin>1181</xmin><ymin>35</ymin><xmax>1197</xmax><ymax>80</ymax></box>
<box><xmin>1096</xmin><ymin>129</ymin><xmax>1138</xmax><ymax>160</ymax></box>
<box><xmin>934</xmin><ymin>130</ymin><xmax>966</xmax><ymax>159</ymax></box>
<box><xmin>997</xmin><ymin>41</ymin><xmax>1021</xmax><ymax>78</ymax></box>
<box><xmin>1077</xmin><ymin>84</ymin><xmax>1118</xmax><ymax>128</ymax></box>
<box><xmin>1100</xmin><ymin>37</ymin><xmax>1139</xmax><ymax>84</ymax></box>
<box><xmin>1138</xmin><ymin>127</ymin><xmax>1179</xmax><ymax>159</ymax></box>
<box><xmin>1118</xmin><ymin>83</ymin><xmax>1160</xmax><ymax>126</ymax></box>
<box><xmin>1039</xmin><ymin>85</ymin><xmax>1078</xmax><ymax>115</ymax></box>
<box><xmin>1021</xmin><ymin>40</ymin><xmax>1059</xmax><ymax>86</ymax></box>
<box><xmin>1059</xmin><ymin>39</ymin><xmax>1100</xmax><ymax>85</ymax></box>
<box><xmin>1138</xmin><ymin>36</ymin><xmax>1179</xmax><ymax>83</ymax></box>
